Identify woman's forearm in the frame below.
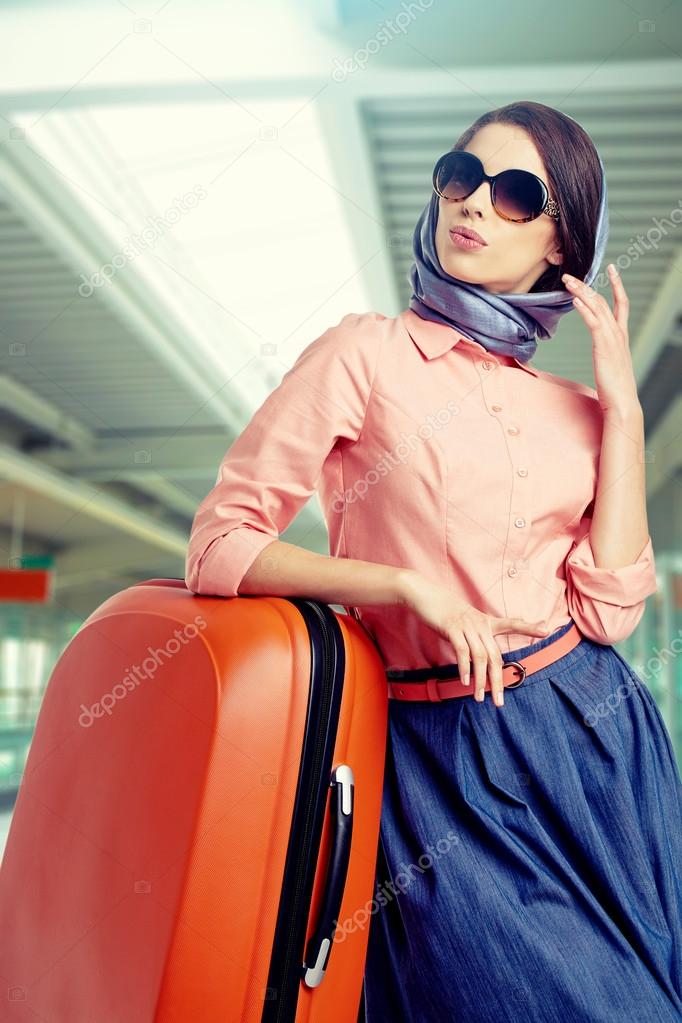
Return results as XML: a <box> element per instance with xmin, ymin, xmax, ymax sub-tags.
<box><xmin>237</xmin><ymin>538</ymin><xmax>411</xmax><ymax>609</ymax></box>
<box><xmin>589</xmin><ymin>402</ymin><xmax>650</xmax><ymax>569</ymax></box>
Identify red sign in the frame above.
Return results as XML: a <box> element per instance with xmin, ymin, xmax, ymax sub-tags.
<box><xmin>0</xmin><ymin>568</ymin><xmax>52</xmax><ymax>603</ymax></box>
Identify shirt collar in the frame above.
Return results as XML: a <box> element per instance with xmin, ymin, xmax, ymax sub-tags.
<box><xmin>400</xmin><ymin>309</ymin><xmax>540</xmax><ymax>378</ymax></box>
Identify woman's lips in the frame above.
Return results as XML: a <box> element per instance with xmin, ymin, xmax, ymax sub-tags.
<box><xmin>449</xmin><ymin>229</ymin><xmax>487</xmax><ymax>251</ymax></box>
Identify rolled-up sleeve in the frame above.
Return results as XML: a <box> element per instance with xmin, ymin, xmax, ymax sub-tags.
<box><xmin>565</xmin><ymin>528</ymin><xmax>658</xmax><ymax>645</ymax></box>
<box><xmin>184</xmin><ymin>314</ymin><xmax>383</xmax><ymax>597</ymax></box>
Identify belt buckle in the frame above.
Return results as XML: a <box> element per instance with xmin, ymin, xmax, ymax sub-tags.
<box><xmin>425</xmin><ymin>677</ymin><xmax>443</xmax><ymax>702</ymax></box>
<box><xmin>504</xmin><ymin>660</ymin><xmax>526</xmax><ymax>688</ymax></box>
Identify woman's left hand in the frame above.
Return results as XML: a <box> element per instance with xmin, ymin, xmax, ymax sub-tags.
<box><xmin>562</xmin><ymin>265</ymin><xmax>641</xmax><ymax>418</ymax></box>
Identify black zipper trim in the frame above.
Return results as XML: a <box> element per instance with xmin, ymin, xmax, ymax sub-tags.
<box><xmin>260</xmin><ymin>599</ymin><xmax>346</xmax><ymax>1023</ymax></box>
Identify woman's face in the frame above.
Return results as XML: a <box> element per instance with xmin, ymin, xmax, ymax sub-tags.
<box><xmin>434</xmin><ymin>122</ymin><xmax>563</xmax><ymax>295</ymax></box>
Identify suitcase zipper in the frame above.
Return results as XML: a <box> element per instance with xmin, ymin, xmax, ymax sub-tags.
<box><xmin>262</xmin><ymin>599</ymin><xmax>346</xmax><ymax>1023</ymax></box>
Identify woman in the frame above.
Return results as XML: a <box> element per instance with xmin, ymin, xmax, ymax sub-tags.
<box><xmin>184</xmin><ymin>101</ymin><xmax>682</xmax><ymax>1021</ymax></box>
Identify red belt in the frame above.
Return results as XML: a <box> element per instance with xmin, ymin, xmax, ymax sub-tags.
<box><xmin>386</xmin><ymin>622</ymin><xmax>583</xmax><ymax>702</ymax></box>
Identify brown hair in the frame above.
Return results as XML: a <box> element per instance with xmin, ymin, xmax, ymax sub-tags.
<box><xmin>451</xmin><ymin>100</ymin><xmax>602</xmax><ymax>292</ymax></box>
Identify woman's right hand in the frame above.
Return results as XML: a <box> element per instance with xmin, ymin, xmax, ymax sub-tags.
<box><xmin>397</xmin><ymin>570</ymin><xmax>550</xmax><ymax>708</ymax></box>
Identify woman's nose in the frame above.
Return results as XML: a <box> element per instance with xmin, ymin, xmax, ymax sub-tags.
<box><xmin>459</xmin><ymin>180</ymin><xmax>492</xmax><ymax>217</ymax></box>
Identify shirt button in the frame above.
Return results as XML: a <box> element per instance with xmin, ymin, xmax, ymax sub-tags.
<box><xmin>508</xmin><ymin>566</ymin><xmax>518</xmax><ymax>577</ymax></box>
<box><xmin>507</xmin><ymin>425</ymin><xmax>519</xmax><ymax>436</ymax></box>
<box><xmin>491</xmin><ymin>403</ymin><xmax>503</xmax><ymax>412</ymax></box>
<box><xmin>482</xmin><ymin>360</ymin><xmax>494</xmax><ymax>371</ymax></box>
<box><xmin>517</xmin><ymin>467</ymin><xmax>528</xmax><ymax>476</ymax></box>
<box><xmin>514</xmin><ymin>517</ymin><xmax>526</xmax><ymax>528</ymax></box>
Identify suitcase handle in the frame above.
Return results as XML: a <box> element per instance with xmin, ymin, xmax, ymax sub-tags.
<box><xmin>301</xmin><ymin>764</ymin><xmax>355</xmax><ymax>987</ymax></box>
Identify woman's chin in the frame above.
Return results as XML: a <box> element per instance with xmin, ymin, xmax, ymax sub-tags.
<box><xmin>442</xmin><ymin>261</ymin><xmax>482</xmax><ymax>286</ymax></box>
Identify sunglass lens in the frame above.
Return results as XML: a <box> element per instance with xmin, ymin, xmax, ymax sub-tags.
<box><xmin>434</xmin><ymin>153</ymin><xmax>480</xmax><ymax>201</ymax></box>
<box><xmin>493</xmin><ymin>169</ymin><xmax>545</xmax><ymax>222</ymax></box>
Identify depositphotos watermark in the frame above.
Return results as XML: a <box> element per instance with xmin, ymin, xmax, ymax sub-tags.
<box><xmin>583</xmin><ymin>627</ymin><xmax>682</xmax><ymax>727</ymax></box>
<box><xmin>592</xmin><ymin>199</ymin><xmax>682</xmax><ymax>291</ymax></box>
<box><xmin>331</xmin><ymin>0</ymin><xmax>435</xmax><ymax>81</ymax></box>
<box><xmin>78</xmin><ymin>613</ymin><xmax>207</xmax><ymax>727</ymax></box>
<box><xmin>331</xmin><ymin>827</ymin><xmax>460</xmax><ymax>941</ymax></box>
<box><xmin>331</xmin><ymin>399</ymin><xmax>460</xmax><ymax>512</ymax></box>
<box><xmin>77</xmin><ymin>185</ymin><xmax>208</xmax><ymax>297</ymax></box>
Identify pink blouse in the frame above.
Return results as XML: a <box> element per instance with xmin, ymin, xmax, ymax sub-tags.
<box><xmin>184</xmin><ymin>309</ymin><xmax>658</xmax><ymax>670</ymax></box>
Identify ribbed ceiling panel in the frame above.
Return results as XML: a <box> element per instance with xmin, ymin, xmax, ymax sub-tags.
<box><xmin>0</xmin><ymin>197</ymin><xmax>222</xmax><ymax>435</ymax></box>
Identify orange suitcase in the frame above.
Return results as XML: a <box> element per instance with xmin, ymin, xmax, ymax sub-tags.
<box><xmin>0</xmin><ymin>579</ymin><xmax>389</xmax><ymax>1022</ymax></box>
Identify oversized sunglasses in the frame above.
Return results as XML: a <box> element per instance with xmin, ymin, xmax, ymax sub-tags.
<box><xmin>432</xmin><ymin>150</ymin><xmax>560</xmax><ymax>223</ymax></box>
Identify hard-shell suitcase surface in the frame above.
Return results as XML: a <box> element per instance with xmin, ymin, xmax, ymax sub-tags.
<box><xmin>0</xmin><ymin>579</ymin><xmax>389</xmax><ymax>1022</ymax></box>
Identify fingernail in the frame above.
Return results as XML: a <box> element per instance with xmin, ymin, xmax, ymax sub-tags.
<box><xmin>462</xmin><ymin>673</ymin><xmax>470</xmax><ymax>686</ymax></box>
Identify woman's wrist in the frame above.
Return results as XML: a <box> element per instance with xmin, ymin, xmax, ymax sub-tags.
<box><xmin>395</xmin><ymin>568</ymin><xmax>428</xmax><ymax>609</ymax></box>
<box><xmin>602</xmin><ymin>397</ymin><xmax>643</xmax><ymax>428</ymax></box>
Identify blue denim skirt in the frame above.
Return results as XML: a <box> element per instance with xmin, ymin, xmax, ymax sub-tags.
<box><xmin>362</xmin><ymin>618</ymin><xmax>682</xmax><ymax>1023</ymax></box>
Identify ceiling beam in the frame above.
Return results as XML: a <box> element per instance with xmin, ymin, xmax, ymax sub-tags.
<box><xmin>646</xmin><ymin>394</ymin><xmax>682</xmax><ymax>501</ymax></box>
<box><xmin>121</xmin><ymin>475</ymin><xmax>201</xmax><ymax>518</ymax></box>
<box><xmin>52</xmin><ymin>536</ymin><xmax>179</xmax><ymax>589</ymax></box>
<box><xmin>0</xmin><ymin>58</ymin><xmax>680</xmax><ymax>113</ymax></box>
<box><xmin>0</xmin><ymin>373</ymin><xmax>94</xmax><ymax>450</ymax></box>
<box><xmin>39</xmin><ymin>434</ymin><xmax>244</xmax><ymax>476</ymax></box>
<box><xmin>0</xmin><ymin>442</ymin><xmax>188</xmax><ymax>555</ymax></box>
<box><xmin>631</xmin><ymin>247</ymin><xmax>682</xmax><ymax>387</ymax></box>
<box><xmin>316</xmin><ymin>89</ymin><xmax>398</xmax><ymax>315</ymax></box>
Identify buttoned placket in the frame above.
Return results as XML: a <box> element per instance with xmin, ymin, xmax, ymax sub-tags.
<box><xmin>476</xmin><ymin>356</ymin><xmax>531</xmax><ymax>604</ymax></box>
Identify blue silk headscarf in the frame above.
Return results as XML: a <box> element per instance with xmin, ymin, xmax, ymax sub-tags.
<box><xmin>406</xmin><ymin>152</ymin><xmax>609</xmax><ymax>363</ymax></box>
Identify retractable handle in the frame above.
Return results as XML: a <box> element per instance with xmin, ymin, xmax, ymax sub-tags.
<box><xmin>301</xmin><ymin>764</ymin><xmax>355</xmax><ymax>988</ymax></box>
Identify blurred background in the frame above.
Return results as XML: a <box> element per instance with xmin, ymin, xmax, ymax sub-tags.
<box><xmin>1</xmin><ymin>0</ymin><xmax>681</xmax><ymax>855</ymax></box>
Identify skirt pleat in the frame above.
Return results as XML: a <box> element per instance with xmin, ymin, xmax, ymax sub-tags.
<box><xmin>362</xmin><ymin>620</ymin><xmax>682</xmax><ymax>1023</ymax></box>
